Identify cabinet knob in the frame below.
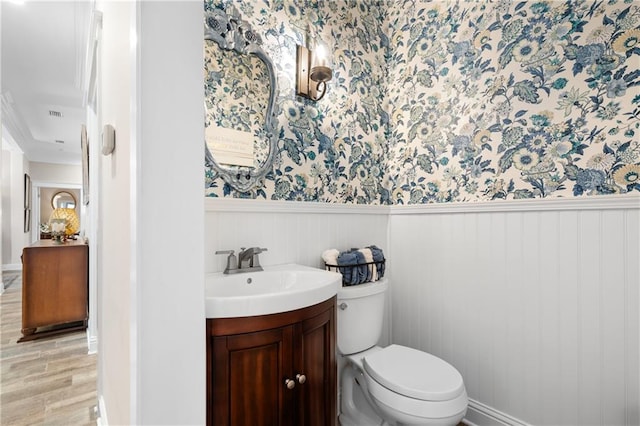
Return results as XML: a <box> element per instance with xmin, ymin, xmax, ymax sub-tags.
<box><xmin>296</xmin><ymin>374</ymin><xmax>306</xmax><ymax>384</ymax></box>
<box><xmin>285</xmin><ymin>378</ymin><xmax>295</xmax><ymax>390</ymax></box>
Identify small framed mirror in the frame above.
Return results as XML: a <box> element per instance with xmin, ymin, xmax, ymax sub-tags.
<box><xmin>51</xmin><ymin>191</ymin><xmax>77</xmax><ymax>209</ymax></box>
<box><xmin>204</xmin><ymin>5</ymin><xmax>278</xmax><ymax>193</ymax></box>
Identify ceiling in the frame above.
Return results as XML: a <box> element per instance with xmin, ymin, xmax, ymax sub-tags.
<box><xmin>1</xmin><ymin>0</ymin><xmax>93</xmax><ymax>165</ymax></box>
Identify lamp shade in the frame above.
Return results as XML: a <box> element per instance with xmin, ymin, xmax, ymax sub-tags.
<box><xmin>310</xmin><ymin>40</ymin><xmax>332</xmax><ymax>83</ymax></box>
<box><xmin>49</xmin><ymin>208</ymin><xmax>79</xmax><ymax>236</ymax></box>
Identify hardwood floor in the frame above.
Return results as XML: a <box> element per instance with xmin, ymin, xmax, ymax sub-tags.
<box><xmin>1</xmin><ymin>271</ymin><xmax>97</xmax><ymax>425</ymax></box>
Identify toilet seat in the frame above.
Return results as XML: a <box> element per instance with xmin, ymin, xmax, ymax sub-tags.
<box><xmin>365</xmin><ymin>373</ymin><xmax>468</xmax><ymax>422</ymax></box>
<box><xmin>363</xmin><ymin>345</ymin><xmax>465</xmax><ymax>401</ymax></box>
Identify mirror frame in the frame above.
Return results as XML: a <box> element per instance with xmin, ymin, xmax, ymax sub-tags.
<box><xmin>204</xmin><ymin>6</ymin><xmax>278</xmax><ymax>193</ymax></box>
<box><xmin>51</xmin><ymin>191</ymin><xmax>77</xmax><ymax>209</ymax></box>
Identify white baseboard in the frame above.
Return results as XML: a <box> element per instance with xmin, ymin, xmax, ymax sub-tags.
<box><xmin>2</xmin><ymin>264</ymin><xmax>22</xmax><ymax>271</ymax></box>
<box><xmin>464</xmin><ymin>399</ymin><xmax>531</xmax><ymax>426</ymax></box>
<box><xmin>87</xmin><ymin>333</ymin><xmax>98</xmax><ymax>354</ymax></box>
<box><xmin>96</xmin><ymin>395</ymin><xmax>108</xmax><ymax>426</ymax></box>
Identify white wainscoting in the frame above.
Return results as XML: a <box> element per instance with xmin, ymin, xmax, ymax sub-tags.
<box><xmin>389</xmin><ymin>196</ymin><xmax>639</xmax><ymax>426</ymax></box>
<box><xmin>205</xmin><ymin>198</ymin><xmax>390</xmax><ymax>274</ymax></box>
<box><xmin>204</xmin><ymin>198</ymin><xmax>392</xmax><ymax>347</ymax></box>
<box><xmin>205</xmin><ymin>195</ymin><xmax>639</xmax><ymax>425</ymax></box>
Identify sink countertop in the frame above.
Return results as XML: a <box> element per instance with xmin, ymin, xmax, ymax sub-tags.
<box><xmin>205</xmin><ymin>263</ymin><xmax>342</xmax><ymax>318</ymax></box>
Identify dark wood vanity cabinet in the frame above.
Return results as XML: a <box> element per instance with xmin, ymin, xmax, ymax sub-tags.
<box><xmin>207</xmin><ymin>297</ymin><xmax>336</xmax><ymax>426</ymax></box>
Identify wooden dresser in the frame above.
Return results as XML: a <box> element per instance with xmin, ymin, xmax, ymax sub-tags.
<box><xmin>20</xmin><ymin>240</ymin><xmax>88</xmax><ymax>342</ymax></box>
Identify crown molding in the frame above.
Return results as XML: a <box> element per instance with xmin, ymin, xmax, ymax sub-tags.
<box><xmin>1</xmin><ymin>93</ymin><xmax>33</xmax><ymax>150</ymax></box>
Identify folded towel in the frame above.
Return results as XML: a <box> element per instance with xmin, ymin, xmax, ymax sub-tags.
<box><xmin>337</xmin><ymin>251</ymin><xmax>359</xmax><ymax>285</ymax></box>
<box><xmin>322</xmin><ymin>249</ymin><xmax>339</xmax><ymax>266</ymax></box>
<box><xmin>368</xmin><ymin>245</ymin><xmax>385</xmax><ymax>278</ymax></box>
<box><xmin>359</xmin><ymin>248</ymin><xmax>376</xmax><ymax>282</ymax></box>
<box><xmin>352</xmin><ymin>250</ymin><xmax>368</xmax><ymax>284</ymax></box>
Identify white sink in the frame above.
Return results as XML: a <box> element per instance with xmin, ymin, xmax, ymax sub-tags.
<box><xmin>205</xmin><ymin>264</ymin><xmax>342</xmax><ymax>318</ymax></box>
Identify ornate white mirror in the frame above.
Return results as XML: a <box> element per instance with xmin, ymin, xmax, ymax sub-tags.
<box><xmin>204</xmin><ymin>5</ymin><xmax>278</xmax><ymax>192</ymax></box>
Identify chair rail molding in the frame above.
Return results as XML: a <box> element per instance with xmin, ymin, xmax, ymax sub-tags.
<box><xmin>205</xmin><ymin>194</ymin><xmax>640</xmax><ymax>214</ymax></box>
<box><xmin>205</xmin><ymin>197</ymin><xmax>391</xmax><ymax>215</ymax></box>
<box><xmin>392</xmin><ymin>194</ymin><xmax>640</xmax><ymax>214</ymax></box>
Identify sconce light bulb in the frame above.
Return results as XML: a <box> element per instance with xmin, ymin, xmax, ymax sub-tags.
<box><xmin>310</xmin><ymin>40</ymin><xmax>332</xmax><ymax>83</ymax></box>
<box><xmin>296</xmin><ymin>42</ymin><xmax>332</xmax><ymax>101</ymax></box>
<box><xmin>315</xmin><ymin>43</ymin><xmax>327</xmax><ymax>60</ymax></box>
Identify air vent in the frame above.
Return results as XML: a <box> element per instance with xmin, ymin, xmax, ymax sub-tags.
<box><xmin>49</xmin><ymin>110</ymin><xmax>63</xmax><ymax>118</ymax></box>
<box><xmin>55</xmin><ymin>140</ymin><xmax>65</xmax><ymax>144</ymax></box>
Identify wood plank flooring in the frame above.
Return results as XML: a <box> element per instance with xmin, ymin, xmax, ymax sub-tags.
<box><xmin>1</xmin><ymin>271</ymin><xmax>97</xmax><ymax>425</ymax></box>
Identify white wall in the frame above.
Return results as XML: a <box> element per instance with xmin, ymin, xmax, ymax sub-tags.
<box><xmin>1</xmin><ymin>148</ymin><xmax>12</xmax><ymax>268</ymax></box>
<box><xmin>1</xmin><ymin>142</ymin><xmax>30</xmax><ymax>269</ymax></box>
<box><xmin>93</xmin><ymin>2</ymin><xmax>208</xmax><ymax>424</ymax></box>
<box><xmin>95</xmin><ymin>1</ymin><xmax>131</xmax><ymax>424</ymax></box>
<box><xmin>29</xmin><ymin>161</ymin><xmax>81</xmax><ymax>185</ymax></box>
<box><xmin>136</xmin><ymin>1</ymin><xmax>205</xmax><ymax>424</ymax></box>
<box><xmin>389</xmin><ymin>196</ymin><xmax>640</xmax><ymax>426</ymax></box>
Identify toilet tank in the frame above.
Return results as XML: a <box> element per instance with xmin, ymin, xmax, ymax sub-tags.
<box><xmin>336</xmin><ymin>278</ymin><xmax>388</xmax><ymax>355</ymax></box>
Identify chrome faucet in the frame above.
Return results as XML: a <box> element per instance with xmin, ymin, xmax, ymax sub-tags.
<box><xmin>216</xmin><ymin>247</ymin><xmax>268</xmax><ymax>274</ymax></box>
<box><xmin>238</xmin><ymin>247</ymin><xmax>268</xmax><ymax>269</ymax></box>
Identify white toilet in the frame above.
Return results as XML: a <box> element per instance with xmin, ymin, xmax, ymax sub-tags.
<box><xmin>337</xmin><ymin>278</ymin><xmax>468</xmax><ymax>426</ymax></box>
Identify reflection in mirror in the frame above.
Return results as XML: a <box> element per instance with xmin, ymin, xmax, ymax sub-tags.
<box><xmin>204</xmin><ymin>5</ymin><xmax>278</xmax><ymax>193</ymax></box>
<box><xmin>51</xmin><ymin>191</ymin><xmax>76</xmax><ymax>209</ymax></box>
<box><xmin>204</xmin><ymin>41</ymin><xmax>269</xmax><ymax>168</ymax></box>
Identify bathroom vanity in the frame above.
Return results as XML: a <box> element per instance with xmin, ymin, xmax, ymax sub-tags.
<box><xmin>206</xmin><ymin>297</ymin><xmax>336</xmax><ymax>426</ymax></box>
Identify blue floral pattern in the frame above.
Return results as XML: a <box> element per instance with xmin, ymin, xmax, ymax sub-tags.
<box><xmin>389</xmin><ymin>0</ymin><xmax>640</xmax><ymax>203</ymax></box>
<box><xmin>205</xmin><ymin>0</ymin><xmax>389</xmax><ymax>202</ymax></box>
<box><xmin>205</xmin><ymin>0</ymin><xmax>640</xmax><ymax>204</ymax></box>
<box><xmin>204</xmin><ymin>40</ymin><xmax>270</xmax><ymax>167</ymax></box>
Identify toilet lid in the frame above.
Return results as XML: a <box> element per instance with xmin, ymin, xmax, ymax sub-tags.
<box><xmin>363</xmin><ymin>344</ymin><xmax>464</xmax><ymax>402</ymax></box>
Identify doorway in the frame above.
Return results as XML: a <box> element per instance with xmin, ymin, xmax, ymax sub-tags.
<box><xmin>31</xmin><ymin>182</ymin><xmax>83</xmax><ymax>245</ymax></box>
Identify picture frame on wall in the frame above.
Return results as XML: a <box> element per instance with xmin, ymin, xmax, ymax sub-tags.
<box><xmin>24</xmin><ymin>173</ymin><xmax>31</xmax><ymax>209</ymax></box>
<box><xmin>24</xmin><ymin>209</ymin><xmax>30</xmax><ymax>233</ymax></box>
<box><xmin>81</xmin><ymin>124</ymin><xmax>89</xmax><ymax>205</ymax></box>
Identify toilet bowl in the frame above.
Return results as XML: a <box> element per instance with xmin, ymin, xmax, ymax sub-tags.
<box><xmin>338</xmin><ymin>279</ymin><xmax>467</xmax><ymax>425</ymax></box>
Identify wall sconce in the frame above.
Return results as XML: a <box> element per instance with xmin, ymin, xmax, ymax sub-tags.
<box><xmin>296</xmin><ymin>39</ymin><xmax>332</xmax><ymax>101</ymax></box>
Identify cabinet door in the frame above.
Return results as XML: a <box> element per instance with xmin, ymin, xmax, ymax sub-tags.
<box><xmin>294</xmin><ymin>306</ymin><xmax>336</xmax><ymax>426</ymax></box>
<box><xmin>210</xmin><ymin>326</ymin><xmax>294</xmax><ymax>426</ymax></box>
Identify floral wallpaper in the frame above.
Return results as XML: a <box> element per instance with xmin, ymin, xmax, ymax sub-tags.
<box><xmin>205</xmin><ymin>0</ymin><xmax>640</xmax><ymax>204</ymax></box>
<box><xmin>388</xmin><ymin>0</ymin><xmax>640</xmax><ymax>203</ymax></box>
<box><xmin>204</xmin><ymin>0</ymin><xmax>390</xmax><ymax>203</ymax></box>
